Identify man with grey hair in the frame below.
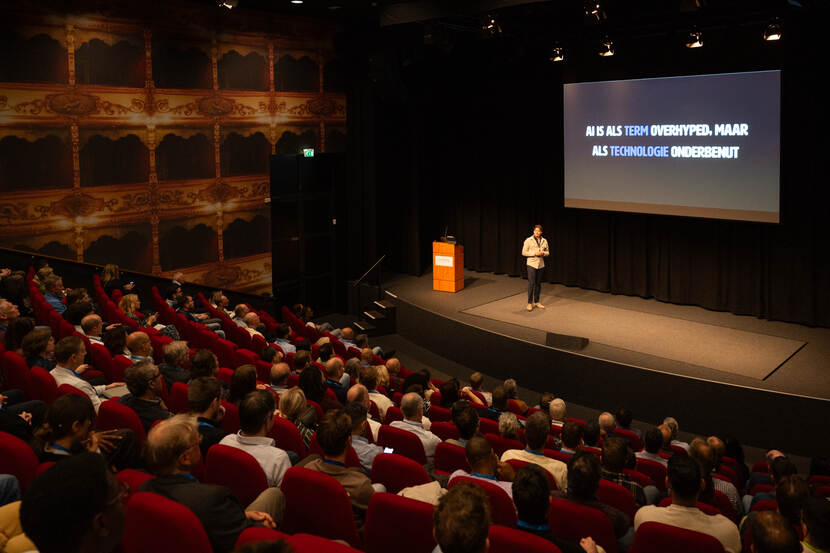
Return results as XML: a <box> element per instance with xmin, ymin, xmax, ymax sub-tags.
<box><xmin>80</xmin><ymin>313</ymin><xmax>104</xmax><ymax>344</ymax></box>
<box><xmin>503</xmin><ymin>378</ymin><xmax>528</xmax><ymax>414</ymax></box>
<box><xmin>598</xmin><ymin>412</ymin><xmax>616</xmax><ymax>438</ymax></box>
<box><xmin>498</xmin><ymin>412</ymin><xmax>521</xmax><ymax>440</ymax></box>
<box><xmin>160</xmin><ymin>340</ymin><xmax>190</xmax><ymax>388</ymax></box>
<box><xmin>119</xmin><ymin>360</ymin><xmax>171</xmax><ymax>432</ymax></box>
<box><xmin>549</xmin><ymin>398</ymin><xmax>567</xmax><ymax>429</ymax></box>
<box><xmin>390</xmin><ymin>392</ymin><xmax>441</xmax><ymax>465</ymax></box>
<box><xmin>140</xmin><ymin>414</ymin><xmax>284</xmax><ymax>553</ymax></box>
<box><xmin>663</xmin><ymin>416</ymin><xmax>689</xmax><ymax>452</ymax></box>
<box><xmin>0</xmin><ymin>298</ymin><xmax>20</xmax><ymax>343</ymax></box>
<box><xmin>243</xmin><ymin>312</ymin><xmax>264</xmax><ymax>338</ymax></box>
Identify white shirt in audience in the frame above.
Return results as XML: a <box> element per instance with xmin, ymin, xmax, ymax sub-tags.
<box><xmin>219</xmin><ymin>432</ymin><xmax>291</xmax><ymax>488</ymax></box>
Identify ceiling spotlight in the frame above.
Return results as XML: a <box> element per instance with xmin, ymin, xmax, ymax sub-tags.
<box><xmin>481</xmin><ymin>14</ymin><xmax>502</xmax><ymax>37</ymax></box>
<box><xmin>291</xmin><ymin>0</ymin><xmax>304</xmax><ymax>3</ymax></box>
<box><xmin>550</xmin><ymin>46</ymin><xmax>564</xmax><ymax>62</ymax></box>
<box><xmin>686</xmin><ymin>29</ymin><xmax>703</xmax><ymax>48</ymax></box>
<box><xmin>218</xmin><ymin>0</ymin><xmax>238</xmax><ymax>8</ymax></box>
<box><xmin>764</xmin><ymin>19</ymin><xmax>782</xmax><ymax>41</ymax></box>
<box><xmin>585</xmin><ymin>2</ymin><xmax>604</xmax><ymax>22</ymax></box>
<box><xmin>599</xmin><ymin>38</ymin><xmax>614</xmax><ymax>57</ymax></box>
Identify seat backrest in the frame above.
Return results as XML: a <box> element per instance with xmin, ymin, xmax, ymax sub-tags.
<box><xmin>269</xmin><ymin>416</ymin><xmax>307</xmax><ymax>459</ymax></box>
<box><xmin>597</xmin><ymin>479</ymin><xmax>638</xmax><ymax>521</ymax></box>
<box><xmin>365</xmin><ymin>492</ymin><xmax>436</xmax><ymax>553</ymax></box>
<box><xmin>629</xmin><ymin>521</ymin><xmax>725</xmax><ymax>553</ymax></box>
<box><xmin>489</xmin><ymin>525</ymin><xmax>562</xmax><ymax>553</ymax></box>
<box><xmin>235</xmin><ymin>527</ymin><xmax>292</xmax><ymax>549</ymax></box>
<box><xmin>220</xmin><ymin>400</ymin><xmax>241</xmax><ymax>434</ymax></box>
<box><xmin>369</xmin><ymin>453</ymin><xmax>431</xmax><ymax>494</ymax></box>
<box><xmin>749</xmin><ymin>483</ymin><xmax>774</xmax><ymax>496</ymax></box>
<box><xmin>430</xmin><ymin>421</ymin><xmax>460</xmax><ymax>441</ymax></box>
<box><xmin>234</xmin><ymin>347</ymin><xmax>259</xmax><ymax>370</ymax></box>
<box><xmin>623</xmin><ymin>468</ymin><xmax>656</xmax><ymax>489</ymax></box>
<box><xmin>88</xmin><ymin>343</ymin><xmax>115</xmax><ymax>382</ymax></box>
<box><xmin>712</xmin><ymin>489</ymin><xmax>739</xmax><ymax>523</ymax></box>
<box><xmin>97</xmin><ymin>399</ymin><xmax>147</xmax><ymax>446</ymax></box>
<box><xmin>548</xmin><ymin>497</ymin><xmax>619</xmax><ymax>553</ymax></box>
<box><xmin>434</xmin><ymin>442</ymin><xmax>470</xmax><ymax>474</ymax></box>
<box><xmin>448</xmin><ymin>476</ymin><xmax>517</xmax><ymax>527</ymax></box>
<box><xmin>123</xmin><ymin>492</ymin><xmax>213</xmax><ymax>553</ymax></box>
<box><xmin>205</xmin><ymin>444</ymin><xmax>269</xmax><ymax>506</ymax></box>
<box><xmin>29</xmin><ymin>365</ymin><xmax>58</xmax><ymax>403</ymax></box>
<box><xmin>377</xmin><ymin>425</ymin><xmax>427</xmax><ymax>465</ymax></box>
<box><xmin>504</xmin><ymin>459</ymin><xmax>555</xmax><ymax>490</ymax></box>
<box><xmin>484</xmin><ymin>433</ymin><xmax>524</xmax><ymax>458</ymax></box>
<box><xmin>280</xmin><ymin>466</ymin><xmax>362</xmax><ymax>548</ymax></box>
<box><xmin>110</xmin><ymin>355</ymin><xmax>133</xmax><ymax>382</ymax></box>
<box><xmin>1</xmin><ymin>350</ymin><xmax>32</xmax><ymax>397</ymax></box>
<box><xmin>168</xmin><ymin>382</ymin><xmax>190</xmax><ymax>414</ymax></box>
<box><xmin>428</xmin><ymin>404</ymin><xmax>452</xmax><ymax>422</ymax></box>
<box><xmin>751</xmin><ymin>500</ymin><xmax>779</xmax><ymax>512</ymax></box>
<box><xmin>0</xmin><ymin>431</ymin><xmax>39</xmax><ymax>492</ymax></box>
<box><xmin>614</xmin><ymin>428</ymin><xmax>644</xmax><ymax>451</ymax></box>
<box><xmin>479</xmin><ymin>417</ymin><xmax>499</xmax><ymax>435</ymax></box>
<box><xmin>290</xmin><ymin>533</ymin><xmax>363</xmax><ymax>552</ymax></box>
<box><xmin>255</xmin><ymin>360</ymin><xmax>272</xmax><ymax>384</ymax></box>
<box><xmin>116</xmin><ymin>469</ymin><xmax>154</xmax><ymax>503</ymax></box>
<box><xmin>384</xmin><ymin>406</ymin><xmax>404</xmax><ymax>424</ymax></box>
<box><xmin>636</xmin><ymin>458</ymin><xmax>668</xmax><ymax>492</ymax></box>
<box><xmin>56</xmin><ymin>383</ymin><xmax>88</xmax><ymax>398</ymax></box>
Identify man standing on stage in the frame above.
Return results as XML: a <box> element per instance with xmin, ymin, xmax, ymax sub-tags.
<box><xmin>522</xmin><ymin>224</ymin><xmax>549</xmax><ymax>311</ymax></box>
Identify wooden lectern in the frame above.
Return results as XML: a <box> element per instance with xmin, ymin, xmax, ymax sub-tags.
<box><xmin>433</xmin><ymin>241</ymin><xmax>464</xmax><ymax>292</ymax></box>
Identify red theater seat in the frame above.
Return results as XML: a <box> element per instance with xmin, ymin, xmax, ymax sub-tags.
<box><xmin>369</xmin><ymin>453</ymin><xmax>431</xmax><ymax>493</ymax></box>
<box><xmin>629</xmin><ymin>522</ymin><xmax>725</xmax><ymax>553</ymax></box>
<box><xmin>205</xmin><ymin>444</ymin><xmax>269</xmax><ymax>506</ymax></box>
<box><xmin>123</xmin><ymin>492</ymin><xmax>212</xmax><ymax>553</ymax></box>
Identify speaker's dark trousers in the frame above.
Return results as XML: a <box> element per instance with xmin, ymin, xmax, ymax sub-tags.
<box><xmin>527</xmin><ymin>265</ymin><xmax>542</xmax><ymax>303</ymax></box>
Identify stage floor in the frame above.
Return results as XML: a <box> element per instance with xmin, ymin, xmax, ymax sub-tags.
<box><xmin>385</xmin><ymin>270</ymin><xmax>830</xmax><ymax>401</ymax></box>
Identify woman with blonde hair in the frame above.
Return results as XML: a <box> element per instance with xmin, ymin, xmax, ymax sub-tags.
<box><xmin>277</xmin><ymin>387</ymin><xmax>317</xmax><ymax>446</ymax></box>
<box><xmin>101</xmin><ymin>264</ymin><xmax>134</xmax><ymax>295</ymax></box>
<box><xmin>118</xmin><ymin>294</ymin><xmax>158</xmax><ymax>327</ymax></box>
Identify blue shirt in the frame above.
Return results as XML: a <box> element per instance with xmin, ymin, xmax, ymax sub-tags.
<box><xmin>351</xmin><ymin>435</ymin><xmax>383</xmax><ymax>474</ymax></box>
<box><xmin>274</xmin><ymin>339</ymin><xmax>296</xmax><ymax>354</ymax></box>
<box><xmin>45</xmin><ymin>293</ymin><xmax>66</xmax><ymax>314</ymax></box>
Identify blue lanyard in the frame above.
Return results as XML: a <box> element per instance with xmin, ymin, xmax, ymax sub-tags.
<box><xmin>180</xmin><ymin>473</ymin><xmax>198</xmax><ymax>482</ymax></box>
<box><xmin>471</xmin><ymin>472</ymin><xmax>498</xmax><ymax>481</ymax></box>
<box><xmin>50</xmin><ymin>442</ymin><xmax>72</xmax><ymax>453</ymax></box>
<box><xmin>322</xmin><ymin>459</ymin><xmax>345</xmax><ymax>467</ymax></box>
<box><xmin>524</xmin><ymin>448</ymin><xmax>544</xmax><ymax>456</ymax></box>
<box><xmin>517</xmin><ymin>520</ymin><xmax>549</xmax><ymax>531</ymax></box>
<box><xmin>198</xmin><ymin>421</ymin><xmax>216</xmax><ymax>428</ymax></box>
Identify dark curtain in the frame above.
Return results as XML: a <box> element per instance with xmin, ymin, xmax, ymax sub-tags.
<box><xmin>152</xmin><ymin>41</ymin><xmax>212</xmax><ymax>89</ymax></box>
<box><xmin>0</xmin><ymin>135</ymin><xmax>72</xmax><ymax>190</ymax></box>
<box><xmin>0</xmin><ymin>31</ymin><xmax>67</xmax><ymax>83</ymax></box>
<box><xmin>156</xmin><ymin>133</ymin><xmax>214</xmax><ymax>181</ymax></box>
<box><xmin>275</xmin><ymin>55</ymin><xmax>318</xmax><ymax>92</ymax></box>
<box><xmin>75</xmin><ymin>39</ymin><xmax>144</xmax><ymax>87</ymax></box>
<box><xmin>79</xmin><ymin>135</ymin><xmax>149</xmax><ymax>187</ymax></box>
<box><xmin>218</xmin><ymin>50</ymin><xmax>268</xmax><ymax>91</ymax></box>
<box><xmin>220</xmin><ymin>132</ymin><xmax>270</xmax><ymax>176</ymax></box>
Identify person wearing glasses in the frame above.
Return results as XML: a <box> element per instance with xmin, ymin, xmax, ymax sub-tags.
<box><xmin>118</xmin><ymin>360</ymin><xmax>171</xmax><ymax>433</ymax></box>
<box><xmin>522</xmin><ymin>224</ymin><xmax>549</xmax><ymax>311</ymax></box>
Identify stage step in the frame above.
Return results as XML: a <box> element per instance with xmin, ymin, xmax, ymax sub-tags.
<box><xmin>363</xmin><ymin>310</ymin><xmax>386</xmax><ymax>321</ymax></box>
<box><xmin>353</xmin><ymin>320</ymin><xmax>376</xmax><ymax>332</ymax></box>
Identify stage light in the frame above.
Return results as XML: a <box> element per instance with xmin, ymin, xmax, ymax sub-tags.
<box><xmin>764</xmin><ymin>20</ymin><xmax>782</xmax><ymax>41</ymax></box>
<box><xmin>481</xmin><ymin>14</ymin><xmax>502</xmax><ymax>37</ymax></box>
<box><xmin>550</xmin><ymin>46</ymin><xmax>564</xmax><ymax>62</ymax></box>
<box><xmin>218</xmin><ymin>0</ymin><xmax>238</xmax><ymax>8</ymax></box>
<box><xmin>291</xmin><ymin>0</ymin><xmax>304</xmax><ymax>3</ymax></box>
<box><xmin>598</xmin><ymin>37</ymin><xmax>614</xmax><ymax>57</ymax></box>
<box><xmin>686</xmin><ymin>29</ymin><xmax>703</xmax><ymax>48</ymax></box>
<box><xmin>585</xmin><ymin>2</ymin><xmax>605</xmax><ymax>22</ymax></box>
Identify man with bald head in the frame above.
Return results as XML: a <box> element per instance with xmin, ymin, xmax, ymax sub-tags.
<box><xmin>81</xmin><ymin>313</ymin><xmax>104</xmax><ymax>344</ymax></box>
<box><xmin>346</xmin><ymin>383</ymin><xmax>381</xmax><ymax>440</ymax></box>
<box><xmin>385</xmin><ymin>357</ymin><xmax>403</xmax><ymax>392</ymax></box>
<box><xmin>269</xmin><ymin>362</ymin><xmax>291</xmax><ymax>396</ymax></box>
<box><xmin>598</xmin><ymin>412</ymin><xmax>616</xmax><ymax>438</ymax></box>
<box><xmin>390</xmin><ymin>392</ymin><xmax>441</xmax><ymax>465</ymax></box>
<box><xmin>324</xmin><ymin>357</ymin><xmax>347</xmax><ymax>404</ymax></box>
<box><xmin>243</xmin><ymin>313</ymin><xmax>263</xmax><ymax>338</ymax></box>
<box><xmin>126</xmin><ymin>331</ymin><xmax>153</xmax><ymax>363</ymax></box>
<box><xmin>140</xmin><ymin>415</ymin><xmax>285</xmax><ymax>553</ymax></box>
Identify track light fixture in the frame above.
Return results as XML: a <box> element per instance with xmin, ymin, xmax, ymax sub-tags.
<box><xmin>764</xmin><ymin>19</ymin><xmax>782</xmax><ymax>41</ymax></box>
<box><xmin>550</xmin><ymin>46</ymin><xmax>564</xmax><ymax>63</ymax></box>
<box><xmin>686</xmin><ymin>29</ymin><xmax>703</xmax><ymax>48</ymax></box>
<box><xmin>585</xmin><ymin>2</ymin><xmax>605</xmax><ymax>22</ymax></box>
<box><xmin>218</xmin><ymin>0</ymin><xmax>238</xmax><ymax>8</ymax></box>
<box><xmin>598</xmin><ymin>37</ymin><xmax>614</xmax><ymax>57</ymax></box>
<box><xmin>481</xmin><ymin>14</ymin><xmax>502</xmax><ymax>37</ymax></box>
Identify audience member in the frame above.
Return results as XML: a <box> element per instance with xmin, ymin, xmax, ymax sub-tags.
<box><xmin>390</xmin><ymin>392</ymin><xmax>441</xmax><ymax>465</ymax></box>
<box><xmin>703</xmin><ymin>435</ymin><xmax>743</xmax><ymax>516</ymax></box>
<box><xmin>324</xmin><ymin>357</ymin><xmax>348</xmax><ymax>403</ymax></box>
<box><xmin>33</xmin><ymin>394</ymin><xmax>138</xmax><ymax>470</ymax></box>
<box><xmin>749</xmin><ymin>456</ymin><xmax>799</xmax><ymax>511</ymax></box>
<box><xmin>51</xmin><ymin>336</ymin><xmax>124</xmax><ymax>412</ymax></box>
<box><xmin>188</xmin><ymin>376</ymin><xmax>227</xmax><ymax>457</ymax></box>
<box><xmin>126</xmin><ymin>331</ymin><xmax>153</xmax><ymax>363</ymax></box>
<box><xmin>101</xmin><ymin>264</ymin><xmax>133</xmax><ymax>296</ymax></box>
<box><xmin>385</xmin><ymin>357</ymin><xmax>403</xmax><ymax>392</ymax></box>
<box><xmin>502</xmin><ymin>378</ymin><xmax>527</xmax><ymax>414</ymax></box>
<box><xmin>552</xmin><ymin>452</ymin><xmax>633</xmax><ymax>550</ymax></box>
<box><xmin>269</xmin><ymin>362</ymin><xmax>291</xmax><ymax>396</ymax></box>
<box><xmin>229</xmin><ymin>364</ymin><xmax>260</xmax><ymax>405</ymax></box>
<box><xmin>560</xmin><ymin>420</ymin><xmax>583</xmax><ymax>455</ymax></box>
<box><xmin>346</xmin><ymin>384</ymin><xmax>381</xmax><ymax>441</ymax></box>
<box><xmin>292</xmin><ymin>350</ymin><xmax>311</xmax><ymax>374</ymax></box>
<box><xmin>233</xmin><ymin>304</ymin><xmax>250</xmax><ymax>327</ymax></box>
<box><xmin>159</xmin><ymin>340</ymin><xmax>190</xmax><ymax>388</ymax></box>
<box><xmin>663</xmin><ymin>416</ymin><xmax>690</xmax><ymax>452</ymax></box>
<box><xmin>272</xmin><ymin>323</ymin><xmax>296</xmax><ymax>354</ymax></box>
<box><xmin>3</xmin><ymin>316</ymin><xmax>35</xmax><ymax>354</ymax></box>
<box><xmin>480</xmin><ymin>385</ymin><xmax>507</xmax><ymax>421</ymax></box>
<box><xmin>463</xmin><ymin>372</ymin><xmax>492</xmax><ymax>406</ymax></box>
<box><xmin>81</xmin><ymin>314</ymin><xmax>105</xmax><ymax>344</ymax></box>
<box><xmin>615</xmin><ymin>407</ymin><xmax>641</xmax><ymax>439</ymax></box>
<box><xmin>298</xmin><ymin>365</ymin><xmax>340</xmax><ymax>412</ymax></box>
<box><xmin>119</xmin><ymin>360</ymin><xmax>171</xmax><ymax>432</ymax></box>
<box><xmin>582</xmin><ymin>420</ymin><xmax>601</xmax><ymax>450</ymax></box>
<box><xmin>276</xmin><ymin>387</ymin><xmax>316</xmax><ymax>447</ymax></box>
<box><xmin>598</xmin><ymin>412</ymin><xmax>616</xmax><ymax>438</ymax></box>
<box><xmin>345</xmin><ymin>401</ymin><xmax>383</xmax><ymax>474</ymax></box>
<box><xmin>751</xmin><ymin>511</ymin><xmax>802</xmax><ymax>553</ymax></box>
<box><xmin>362</xmin><ymin>365</ymin><xmax>394</xmax><ymax>419</ymax></box>
<box><xmin>689</xmin><ymin>437</ymin><xmax>742</xmax><ymax>516</ymax></box>
<box><xmin>190</xmin><ymin>349</ymin><xmax>220</xmax><ymax>380</ymax></box>
<box><xmin>20</xmin><ymin>453</ymin><xmax>125</xmax><ymax>553</ymax></box>
<box><xmin>636</xmin><ymin>427</ymin><xmax>668</xmax><ymax>466</ymax></box>
<box><xmin>447</xmin><ymin>401</ymin><xmax>480</xmax><ymax>448</ymax></box>
<box><xmin>42</xmin><ymin>275</ymin><xmax>66</xmax><ymax>314</ymax></box>
<box><xmin>141</xmin><ymin>415</ymin><xmax>285</xmax><ymax>553</ymax></box>
<box><xmin>178</xmin><ymin>295</ymin><xmax>224</xmax><ymax>337</ymax></box>
<box><xmin>298</xmin><ymin>410</ymin><xmax>381</xmax><ymax>517</ymax></box>
<box><xmin>0</xmin><ymin>298</ymin><xmax>20</xmax><ymax>343</ymax></box>
<box><xmin>501</xmin><ymin>411</ymin><xmax>567</xmax><ymax>491</ymax></box>
<box><xmin>549</xmin><ymin>398</ymin><xmax>567</xmax><ymax>429</ymax></box>
<box><xmin>243</xmin><ymin>312</ymin><xmax>264</xmax><ymax>338</ymax></box>
<box><xmin>119</xmin><ymin>294</ymin><xmax>159</xmax><ymax>328</ymax></box>
<box><xmin>103</xmin><ymin>325</ymin><xmax>129</xmax><ymax>358</ymax></box>
<box><xmin>448</xmin><ymin>436</ymin><xmax>515</xmax><ymax>499</ymax></box>
<box><xmin>63</xmin><ymin>300</ymin><xmax>94</xmax><ymax>332</ymax></box>
<box><xmin>497</xmin><ymin>412</ymin><xmax>520</xmax><ymax>440</ymax></box>
<box><xmin>433</xmin><ymin>483</ymin><xmax>490</xmax><ymax>553</ymax></box>
<box><xmin>0</xmin><ymin>391</ymin><xmax>43</xmax><ymax>442</ymax></box>
<box><xmin>634</xmin><ymin>454</ymin><xmax>740</xmax><ymax>553</ymax></box>
<box><xmin>801</xmin><ymin>497</ymin><xmax>830</xmax><ymax>553</ymax></box>
<box><xmin>220</xmin><ymin>390</ymin><xmax>291</xmax><ymax>487</ymax></box>
<box><xmin>601</xmin><ymin>436</ymin><xmax>654</xmax><ymax>506</ymax></box>
<box><xmin>22</xmin><ymin>327</ymin><xmax>56</xmax><ymax>370</ymax></box>
<box><xmin>512</xmin><ymin>464</ymin><xmax>598</xmax><ymax>553</ymax></box>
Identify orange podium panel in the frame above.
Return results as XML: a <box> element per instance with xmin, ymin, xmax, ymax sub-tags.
<box><xmin>433</xmin><ymin>242</ymin><xmax>464</xmax><ymax>293</ymax></box>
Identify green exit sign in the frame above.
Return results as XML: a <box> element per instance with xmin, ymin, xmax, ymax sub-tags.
<box><xmin>303</xmin><ymin>148</ymin><xmax>315</xmax><ymax>157</ymax></box>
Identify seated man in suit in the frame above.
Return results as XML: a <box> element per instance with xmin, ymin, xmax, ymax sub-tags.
<box><xmin>140</xmin><ymin>414</ymin><xmax>285</xmax><ymax>553</ymax></box>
